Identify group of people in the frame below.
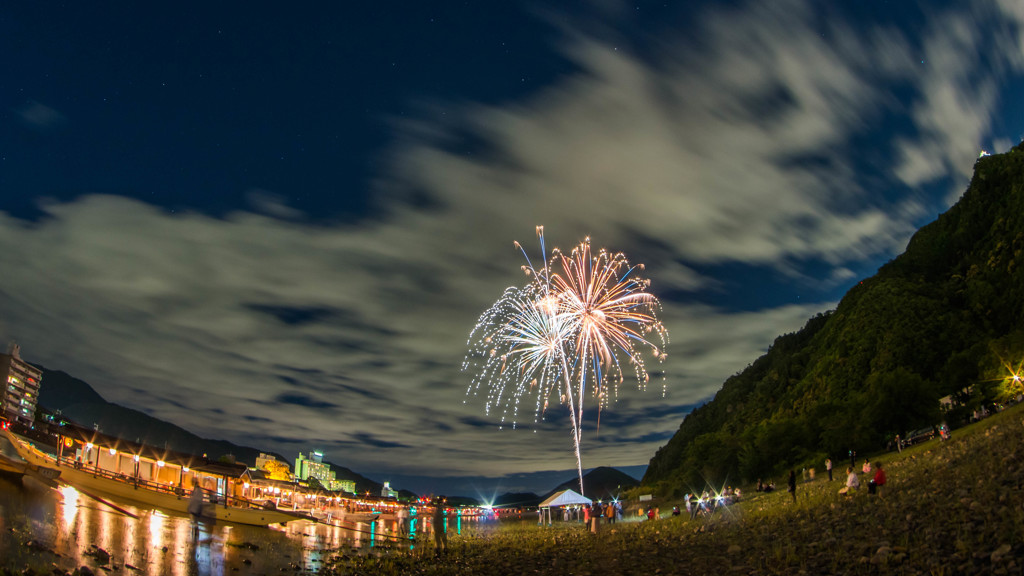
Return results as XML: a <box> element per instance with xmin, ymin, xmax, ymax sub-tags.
<box><xmin>585</xmin><ymin>496</ymin><xmax>622</xmax><ymax>528</ymax></box>
<box><xmin>768</xmin><ymin>456</ymin><xmax>888</xmax><ymax>503</ymax></box>
<box><xmin>837</xmin><ymin>460</ymin><xmax>886</xmax><ymax>495</ymax></box>
<box><xmin>541</xmin><ymin>501</ymin><xmax>622</xmax><ymax>528</ymax></box>
<box><xmin>679</xmin><ymin>487</ymin><xmax>740</xmax><ymax>520</ymax></box>
<box><xmin>584</xmin><ymin>500</ymin><xmax>622</xmax><ymax>528</ymax></box>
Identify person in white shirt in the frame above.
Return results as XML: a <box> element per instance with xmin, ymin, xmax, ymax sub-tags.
<box><xmin>838</xmin><ymin>467</ymin><xmax>860</xmax><ymax>495</ymax></box>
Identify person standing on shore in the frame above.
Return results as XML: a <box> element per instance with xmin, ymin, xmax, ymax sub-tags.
<box><xmin>396</xmin><ymin>505</ymin><xmax>409</xmax><ymax>538</ymax></box>
<box><xmin>604</xmin><ymin>502</ymin><xmax>615</xmax><ymax>524</ymax></box>
<box><xmin>188</xmin><ymin>479</ymin><xmax>205</xmax><ymax>522</ymax></box>
<box><xmin>432</xmin><ymin>498</ymin><xmax>447</xmax><ymax>556</ymax></box>
<box><xmin>187</xmin><ymin>478</ymin><xmax>206</xmax><ymax>541</ymax></box>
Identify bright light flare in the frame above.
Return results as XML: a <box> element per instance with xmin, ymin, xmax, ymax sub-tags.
<box><xmin>999</xmin><ymin>358</ymin><xmax>1024</xmax><ymax>397</ymax></box>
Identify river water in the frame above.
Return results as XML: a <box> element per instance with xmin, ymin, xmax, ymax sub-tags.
<box><xmin>0</xmin><ymin>474</ymin><xmax>407</xmax><ymax>575</ymax></box>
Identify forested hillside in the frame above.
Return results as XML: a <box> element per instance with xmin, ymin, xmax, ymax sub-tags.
<box><xmin>644</xmin><ymin>144</ymin><xmax>1024</xmax><ymax>496</ymax></box>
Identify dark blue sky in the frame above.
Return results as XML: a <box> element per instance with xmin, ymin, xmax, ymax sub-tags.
<box><xmin>2</xmin><ymin>1</ymin><xmax>1022</xmax><ymax>495</ymax></box>
<box><xmin>3</xmin><ymin>3</ymin><xmax>574</xmax><ymax>220</ymax></box>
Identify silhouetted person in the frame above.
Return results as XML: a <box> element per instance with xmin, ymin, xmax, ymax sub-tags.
<box><xmin>188</xmin><ymin>478</ymin><xmax>205</xmax><ymax>523</ymax></box>
<box><xmin>432</xmin><ymin>497</ymin><xmax>447</xmax><ymax>555</ymax></box>
<box><xmin>787</xmin><ymin>470</ymin><xmax>797</xmax><ymax>503</ymax></box>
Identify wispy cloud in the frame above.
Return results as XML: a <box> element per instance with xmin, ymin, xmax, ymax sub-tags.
<box><xmin>15</xmin><ymin>100</ymin><xmax>66</xmax><ymax>130</ymax></box>
<box><xmin>892</xmin><ymin>2</ymin><xmax>1024</xmax><ymax>200</ymax></box>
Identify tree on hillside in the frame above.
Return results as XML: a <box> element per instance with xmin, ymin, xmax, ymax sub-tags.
<box><xmin>863</xmin><ymin>368</ymin><xmax>939</xmax><ymax>441</ymax></box>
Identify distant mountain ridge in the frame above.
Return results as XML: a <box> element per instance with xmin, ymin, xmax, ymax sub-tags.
<box><xmin>546</xmin><ymin>466</ymin><xmax>639</xmax><ymax>500</ymax></box>
<box><xmin>35</xmin><ymin>367</ymin><xmax>387</xmax><ymax>495</ymax></box>
<box><xmin>485</xmin><ymin>466</ymin><xmax>640</xmax><ymax>507</ymax></box>
<box><xmin>644</xmin><ymin>143</ymin><xmax>1024</xmax><ymax>497</ymax></box>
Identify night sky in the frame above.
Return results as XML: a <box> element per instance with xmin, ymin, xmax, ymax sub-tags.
<box><xmin>2</xmin><ymin>1</ymin><xmax>1023</xmax><ymax>496</ymax></box>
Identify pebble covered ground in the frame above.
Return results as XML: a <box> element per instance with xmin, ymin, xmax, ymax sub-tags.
<box><xmin>6</xmin><ymin>403</ymin><xmax>1023</xmax><ymax>575</ymax></box>
<box><xmin>322</xmin><ymin>404</ymin><xmax>1024</xmax><ymax>576</ymax></box>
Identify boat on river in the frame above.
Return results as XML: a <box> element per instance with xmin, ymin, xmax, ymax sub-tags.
<box><xmin>0</xmin><ymin>431</ymin><xmax>60</xmax><ymax>485</ymax></box>
<box><xmin>3</xmin><ymin>427</ymin><xmax>311</xmax><ymax>526</ymax></box>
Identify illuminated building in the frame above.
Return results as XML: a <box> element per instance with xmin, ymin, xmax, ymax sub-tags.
<box><xmin>255</xmin><ymin>453</ymin><xmax>281</xmax><ymax>469</ymax></box>
<box><xmin>0</xmin><ymin>343</ymin><xmax>42</xmax><ymax>426</ymax></box>
<box><xmin>333</xmin><ymin>478</ymin><xmax>356</xmax><ymax>493</ymax></box>
<box><xmin>381</xmin><ymin>481</ymin><xmax>397</xmax><ymax>498</ymax></box>
<box><xmin>295</xmin><ymin>451</ymin><xmax>356</xmax><ymax>493</ymax></box>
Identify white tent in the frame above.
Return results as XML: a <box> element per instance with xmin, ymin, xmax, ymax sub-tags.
<box><xmin>537</xmin><ymin>489</ymin><xmax>592</xmax><ymax>525</ymax></box>
<box><xmin>538</xmin><ymin>489</ymin><xmax>592</xmax><ymax>508</ymax></box>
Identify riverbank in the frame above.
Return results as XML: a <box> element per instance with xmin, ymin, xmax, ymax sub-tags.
<box><xmin>323</xmin><ymin>403</ymin><xmax>1024</xmax><ymax>575</ymax></box>
<box><xmin>8</xmin><ymin>403</ymin><xmax>1022</xmax><ymax>575</ymax></box>
<box><xmin>0</xmin><ymin>484</ymin><xmax>361</xmax><ymax>576</ymax></box>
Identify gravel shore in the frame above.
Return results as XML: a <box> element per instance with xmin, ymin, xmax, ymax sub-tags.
<box><xmin>326</xmin><ymin>404</ymin><xmax>1024</xmax><ymax>575</ymax></box>
<box><xmin>7</xmin><ymin>403</ymin><xmax>1023</xmax><ymax>576</ymax></box>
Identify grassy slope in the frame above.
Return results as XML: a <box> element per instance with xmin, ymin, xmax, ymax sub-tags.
<box><xmin>328</xmin><ymin>403</ymin><xmax>1024</xmax><ymax>575</ymax></box>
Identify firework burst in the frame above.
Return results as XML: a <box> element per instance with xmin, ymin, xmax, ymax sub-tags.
<box><xmin>464</xmin><ymin>227</ymin><xmax>668</xmax><ymax>496</ymax></box>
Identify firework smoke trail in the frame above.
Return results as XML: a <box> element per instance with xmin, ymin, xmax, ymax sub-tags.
<box><xmin>464</xmin><ymin>227</ymin><xmax>668</xmax><ymax>496</ymax></box>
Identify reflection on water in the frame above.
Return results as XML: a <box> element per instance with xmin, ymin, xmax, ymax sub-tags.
<box><xmin>0</xmin><ymin>476</ymin><xmax>409</xmax><ymax>575</ymax></box>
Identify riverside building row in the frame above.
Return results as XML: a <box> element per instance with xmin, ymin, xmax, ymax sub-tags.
<box><xmin>0</xmin><ymin>342</ymin><xmax>394</xmax><ymax>499</ymax></box>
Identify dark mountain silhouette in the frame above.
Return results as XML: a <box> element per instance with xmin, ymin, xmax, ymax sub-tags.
<box><xmin>483</xmin><ymin>467</ymin><xmax>640</xmax><ymax>508</ymax></box>
<box><xmin>545</xmin><ymin>466</ymin><xmax>640</xmax><ymax>501</ymax></box>
<box><xmin>34</xmin><ymin>366</ymin><xmax>387</xmax><ymax>495</ymax></box>
<box><xmin>494</xmin><ymin>492</ymin><xmax>542</xmax><ymax>507</ymax></box>
<box><xmin>644</xmin><ymin>143</ymin><xmax>1024</xmax><ymax>497</ymax></box>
